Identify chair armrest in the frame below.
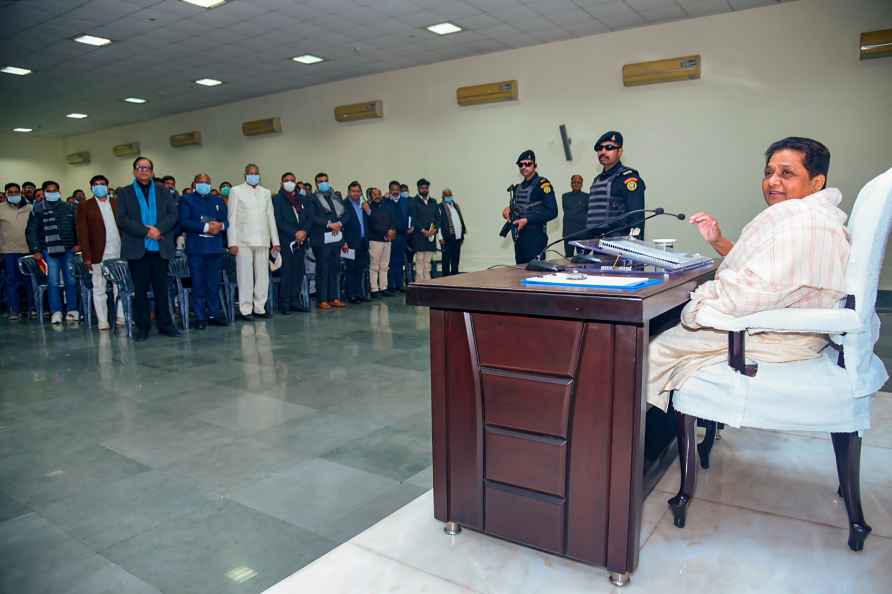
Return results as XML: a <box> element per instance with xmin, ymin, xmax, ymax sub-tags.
<box><xmin>696</xmin><ymin>305</ymin><xmax>862</xmax><ymax>334</ymax></box>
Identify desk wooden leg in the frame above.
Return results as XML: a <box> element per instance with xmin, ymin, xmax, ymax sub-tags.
<box><xmin>609</xmin><ymin>572</ymin><xmax>630</xmax><ymax>587</ymax></box>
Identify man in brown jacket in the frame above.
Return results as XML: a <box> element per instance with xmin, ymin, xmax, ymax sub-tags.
<box><xmin>76</xmin><ymin>174</ymin><xmax>124</xmax><ymax>330</ymax></box>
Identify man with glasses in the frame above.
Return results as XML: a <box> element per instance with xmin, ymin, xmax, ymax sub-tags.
<box><xmin>501</xmin><ymin>149</ymin><xmax>558</xmax><ymax>264</ymax></box>
<box><xmin>117</xmin><ymin>156</ymin><xmax>180</xmax><ymax>340</ymax></box>
<box><xmin>588</xmin><ymin>131</ymin><xmax>646</xmax><ymax>238</ymax></box>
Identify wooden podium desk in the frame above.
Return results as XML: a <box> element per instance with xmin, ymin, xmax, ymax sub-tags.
<box><xmin>407</xmin><ymin>264</ymin><xmax>715</xmax><ymax>586</ymax></box>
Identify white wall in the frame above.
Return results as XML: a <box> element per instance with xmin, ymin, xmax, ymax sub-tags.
<box><xmin>5</xmin><ymin>0</ymin><xmax>891</xmax><ymax>284</ymax></box>
<box><xmin>0</xmin><ymin>135</ymin><xmax>66</xmax><ymax>193</ymax></box>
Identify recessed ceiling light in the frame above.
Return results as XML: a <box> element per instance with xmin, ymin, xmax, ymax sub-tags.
<box><xmin>73</xmin><ymin>34</ymin><xmax>112</xmax><ymax>47</ymax></box>
<box><xmin>13</xmin><ymin>128</ymin><xmax>33</xmax><ymax>133</ymax></box>
<box><xmin>292</xmin><ymin>54</ymin><xmax>324</xmax><ymax>64</ymax></box>
<box><xmin>2</xmin><ymin>66</ymin><xmax>32</xmax><ymax>76</ymax></box>
<box><xmin>181</xmin><ymin>0</ymin><xmax>226</xmax><ymax>7</ymax></box>
<box><xmin>195</xmin><ymin>78</ymin><xmax>223</xmax><ymax>86</ymax></box>
<box><xmin>66</xmin><ymin>113</ymin><xmax>88</xmax><ymax>119</ymax></box>
<box><xmin>426</xmin><ymin>22</ymin><xmax>462</xmax><ymax>35</ymax></box>
<box><xmin>123</xmin><ymin>97</ymin><xmax>147</xmax><ymax>104</ymax></box>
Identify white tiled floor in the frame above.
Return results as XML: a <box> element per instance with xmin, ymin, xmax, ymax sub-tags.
<box><xmin>263</xmin><ymin>394</ymin><xmax>892</xmax><ymax>594</ymax></box>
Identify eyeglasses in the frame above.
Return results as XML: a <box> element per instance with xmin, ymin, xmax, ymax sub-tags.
<box><xmin>517</xmin><ymin>161</ymin><xmax>534</xmax><ymax>168</ymax></box>
<box><xmin>595</xmin><ymin>144</ymin><xmax>620</xmax><ymax>152</ymax></box>
<box><xmin>134</xmin><ymin>165</ymin><xmax>153</xmax><ymax>171</ymax></box>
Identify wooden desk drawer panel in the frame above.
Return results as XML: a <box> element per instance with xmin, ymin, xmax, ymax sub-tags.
<box><xmin>485</xmin><ymin>483</ymin><xmax>565</xmax><ymax>555</ymax></box>
<box><xmin>472</xmin><ymin>313</ymin><xmax>583</xmax><ymax>376</ymax></box>
<box><xmin>482</xmin><ymin>370</ymin><xmax>571</xmax><ymax>438</ymax></box>
<box><xmin>485</xmin><ymin>428</ymin><xmax>566</xmax><ymax>497</ymax></box>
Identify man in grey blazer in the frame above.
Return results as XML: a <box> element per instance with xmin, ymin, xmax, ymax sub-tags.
<box><xmin>116</xmin><ymin>156</ymin><xmax>180</xmax><ymax>341</ymax></box>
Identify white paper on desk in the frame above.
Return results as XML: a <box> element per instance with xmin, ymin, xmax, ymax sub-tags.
<box><xmin>324</xmin><ymin>231</ymin><xmax>343</xmax><ymax>244</ymax></box>
<box><xmin>526</xmin><ymin>273</ymin><xmax>649</xmax><ymax>287</ymax></box>
<box><xmin>341</xmin><ymin>248</ymin><xmax>356</xmax><ymax>260</ymax></box>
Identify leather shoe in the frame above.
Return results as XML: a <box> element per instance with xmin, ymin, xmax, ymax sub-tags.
<box><xmin>133</xmin><ymin>330</ymin><xmax>149</xmax><ymax>342</ymax></box>
<box><xmin>382</xmin><ymin>290</ymin><xmax>396</xmax><ymax>297</ymax></box>
<box><xmin>237</xmin><ymin>313</ymin><xmax>254</xmax><ymax>322</ymax></box>
<box><xmin>331</xmin><ymin>299</ymin><xmax>347</xmax><ymax>308</ymax></box>
<box><xmin>159</xmin><ymin>327</ymin><xmax>181</xmax><ymax>337</ymax></box>
<box><xmin>278</xmin><ymin>308</ymin><xmax>291</xmax><ymax>316</ymax></box>
<box><xmin>256</xmin><ymin>310</ymin><xmax>273</xmax><ymax>319</ymax></box>
<box><xmin>318</xmin><ymin>301</ymin><xmax>332</xmax><ymax>310</ymax></box>
<box><xmin>208</xmin><ymin>317</ymin><xmax>228</xmax><ymax>327</ymax></box>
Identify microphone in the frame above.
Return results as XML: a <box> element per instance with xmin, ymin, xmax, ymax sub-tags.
<box><xmin>524</xmin><ymin>208</ymin><xmax>687</xmax><ymax>272</ymax></box>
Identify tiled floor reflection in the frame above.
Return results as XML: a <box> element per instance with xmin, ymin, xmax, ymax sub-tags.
<box><xmin>2</xmin><ymin>308</ymin><xmax>891</xmax><ymax>594</ymax></box>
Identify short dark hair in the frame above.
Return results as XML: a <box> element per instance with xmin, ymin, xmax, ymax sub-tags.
<box><xmin>22</xmin><ymin>181</ymin><xmax>35</xmax><ymax>189</ymax></box>
<box><xmin>133</xmin><ymin>156</ymin><xmax>154</xmax><ymax>170</ymax></box>
<box><xmin>5</xmin><ymin>182</ymin><xmax>20</xmax><ymax>192</ymax></box>
<box><xmin>89</xmin><ymin>175</ymin><xmax>109</xmax><ymax>186</ymax></box>
<box><xmin>220</xmin><ymin>181</ymin><xmax>232</xmax><ymax>188</ymax></box>
<box><xmin>765</xmin><ymin>137</ymin><xmax>830</xmax><ymax>181</ymax></box>
<box><xmin>348</xmin><ymin>181</ymin><xmax>361</xmax><ymax>191</ymax></box>
<box><xmin>161</xmin><ymin>175</ymin><xmax>176</xmax><ymax>184</ymax></box>
<box><xmin>400</xmin><ymin>184</ymin><xmax>408</xmax><ymax>191</ymax></box>
<box><xmin>417</xmin><ymin>178</ymin><xmax>430</xmax><ymax>188</ymax></box>
<box><xmin>42</xmin><ymin>180</ymin><xmax>59</xmax><ymax>191</ymax></box>
<box><xmin>388</xmin><ymin>180</ymin><xmax>400</xmax><ymax>189</ymax></box>
<box><xmin>315</xmin><ymin>172</ymin><xmax>328</xmax><ymax>182</ymax></box>
<box><xmin>281</xmin><ymin>171</ymin><xmax>296</xmax><ymax>181</ymax></box>
<box><xmin>73</xmin><ymin>189</ymin><xmax>85</xmax><ymax>196</ymax></box>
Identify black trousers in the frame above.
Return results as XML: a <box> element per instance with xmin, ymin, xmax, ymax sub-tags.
<box><xmin>514</xmin><ymin>228</ymin><xmax>547</xmax><ymax>264</ymax></box>
<box><xmin>314</xmin><ymin>244</ymin><xmax>341</xmax><ymax>302</ymax></box>
<box><xmin>280</xmin><ymin>245</ymin><xmax>306</xmax><ymax>310</ymax></box>
<box><xmin>345</xmin><ymin>241</ymin><xmax>370</xmax><ymax>299</ymax></box>
<box><xmin>129</xmin><ymin>252</ymin><xmax>174</xmax><ymax>334</ymax></box>
<box><xmin>442</xmin><ymin>239</ymin><xmax>462</xmax><ymax>275</ymax></box>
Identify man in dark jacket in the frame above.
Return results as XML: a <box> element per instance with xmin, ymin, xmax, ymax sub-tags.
<box><xmin>561</xmin><ymin>174</ymin><xmax>588</xmax><ymax>256</ymax></box>
<box><xmin>26</xmin><ymin>180</ymin><xmax>79</xmax><ymax>323</ymax></box>
<box><xmin>341</xmin><ymin>181</ymin><xmax>371</xmax><ymax>303</ymax></box>
<box><xmin>117</xmin><ymin>156</ymin><xmax>180</xmax><ymax>340</ymax></box>
<box><xmin>366</xmin><ymin>187</ymin><xmax>396</xmax><ymax>297</ymax></box>
<box><xmin>386</xmin><ymin>180</ymin><xmax>410</xmax><ymax>292</ymax></box>
<box><xmin>437</xmin><ymin>188</ymin><xmax>467</xmax><ymax>276</ymax></box>
<box><xmin>309</xmin><ymin>172</ymin><xmax>346</xmax><ymax>309</ymax></box>
<box><xmin>178</xmin><ymin>173</ymin><xmax>228</xmax><ymax>329</ymax></box>
<box><xmin>408</xmin><ymin>178</ymin><xmax>440</xmax><ymax>282</ymax></box>
<box><xmin>272</xmin><ymin>172</ymin><xmax>311</xmax><ymax>314</ymax></box>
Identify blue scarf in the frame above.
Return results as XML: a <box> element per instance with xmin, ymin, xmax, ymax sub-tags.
<box><xmin>133</xmin><ymin>180</ymin><xmax>159</xmax><ymax>252</ymax></box>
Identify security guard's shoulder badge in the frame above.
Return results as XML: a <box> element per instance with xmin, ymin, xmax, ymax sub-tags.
<box><xmin>624</xmin><ymin>177</ymin><xmax>639</xmax><ymax>192</ymax></box>
<box><xmin>539</xmin><ymin>178</ymin><xmax>553</xmax><ymax>194</ymax></box>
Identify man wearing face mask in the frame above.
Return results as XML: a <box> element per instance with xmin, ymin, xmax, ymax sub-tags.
<box><xmin>367</xmin><ymin>187</ymin><xmax>396</xmax><ymax>297</ymax></box>
<box><xmin>117</xmin><ymin>157</ymin><xmax>180</xmax><ymax>340</ymax></box>
<box><xmin>502</xmin><ymin>149</ymin><xmax>558</xmax><ymax>264</ymax></box>
<box><xmin>437</xmin><ymin>188</ymin><xmax>467</xmax><ymax>276</ymax></box>
<box><xmin>272</xmin><ymin>172</ymin><xmax>311</xmax><ymax>314</ymax></box>
<box><xmin>22</xmin><ymin>182</ymin><xmax>36</xmax><ymax>204</ymax></box>
<box><xmin>0</xmin><ymin>183</ymin><xmax>34</xmax><ymax>320</ymax></box>
<box><xmin>179</xmin><ymin>173</ymin><xmax>228</xmax><ymax>329</ymax></box>
<box><xmin>227</xmin><ymin>163</ymin><xmax>280</xmax><ymax>321</ymax></box>
<box><xmin>219</xmin><ymin>181</ymin><xmax>232</xmax><ymax>203</ymax></box>
<box><xmin>76</xmin><ymin>174</ymin><xmax>125</xmax><ymax>330</ymax></box>
<box><xmin>309</xmin><ymin>172</ymin><xmax>346</xmax><ymax>309</ymax></box>
<box><xmin>387</xmin><ymin>180</ymin><xmax>411</xmax><ymax>293</ymax></box>
<box><xmin>26</xmin><ymin>180</ymin><xmax>80</xmax><ymax>323</ymax></box>
<box><xmin>162</xmin><ymin>176</ymin><xmax>178</xmax><ymax>198</ymax></box>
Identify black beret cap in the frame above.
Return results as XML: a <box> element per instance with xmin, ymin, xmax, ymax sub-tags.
<box><xmin>515</xmin><ymin>149</ymin><xmax>536</xmax><ymax>164</ymax></box>
<box><xmin>595</xmin><ymin>131</ymin><xmax>623</xmax><ymax>149</ymax></box>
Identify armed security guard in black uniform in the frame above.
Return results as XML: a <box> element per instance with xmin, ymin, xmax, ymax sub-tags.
<box><xmin>587</xmin><ymin>131</ymin><xmax>646</xmax><ymax>238</ymax></box>
<box><xmin>501</xmin><ymin>149</ymin><xmax>558</xmax><ymax>264</ymax></box>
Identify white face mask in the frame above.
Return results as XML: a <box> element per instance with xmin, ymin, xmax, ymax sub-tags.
<box><xmin>282</xmin><ymin>181</ymin><xmax>296</xmax><ymax>193</ymax></box>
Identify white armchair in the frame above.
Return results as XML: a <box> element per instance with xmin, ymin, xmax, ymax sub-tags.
<box><xmin>667</xmin><ymin>167</ymin><xmax>892</xmax><ymax>552</ymax></box>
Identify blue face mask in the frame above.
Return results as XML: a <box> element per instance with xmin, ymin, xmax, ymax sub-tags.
<box><xmin>318</xmin><ymin>181</ymin><xmax>331</xmax><ymax>193</ymax></box>
<box><xmin>195</xmin><ymin>182</ymin><xmax>212</xmax><ymax>196</ymax></box>
<box><xmin>245</xmin><ymin>174</ymin><xmax>261</xmax><ymax>186</ymax></box>
<box><xmin>7</xmin><ymin>195</ymin><xmax>22</xmax><ymax>205</ymax></box>
<box><xmin>45</xmin><ymin>192</ymin><xmax>61</xmax><ymax>202</ymax></box>
<box><xmin>444</xmin><ymin>196</ymin><xmax>454</xmax><ymax>204</ymax></box>
<box><xmin>299</xmin><ymin>188</ymin><xmax>307</xmax><ymax>197</ymax></box>
<box><xmin>92</xmin><ymin>184</ymin><xmax>108</xmax><ymax>198</ymax></box>
<box><xmin>400</xmin><ymin>191</ymin><xmax>409</xmax><ymax>199</ymax></box>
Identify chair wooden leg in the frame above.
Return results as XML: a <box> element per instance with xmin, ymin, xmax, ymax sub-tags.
<box><xmin>697</xmin><ymin>420</ymin><xmax>718</xmax><ymax>469</ymax></box>
<box><xmin>669</xmin><ymin>410</ymin><xmax>697</xmax><ymax>528</ymax></box>
<box><xmin>831</xmin><ymin>432</ymin><xmax>872</xmax><ymax>551</ymax></box>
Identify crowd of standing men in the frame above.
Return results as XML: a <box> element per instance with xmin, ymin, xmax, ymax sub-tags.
<box><xmin>0</xmin><ymin>157</ymin><xmax>469</xmax><ymax>341</ymax></box>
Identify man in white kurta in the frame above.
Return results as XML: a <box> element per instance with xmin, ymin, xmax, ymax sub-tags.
<box><xmin>227</xmin><ymin>164</ymin><xmax>280</xmax><ymax>318</ymax></box>
<box><xmin>647</xmin><ymin>138</ymin><xmax>849</xmax><ymax>411</ymax></box>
